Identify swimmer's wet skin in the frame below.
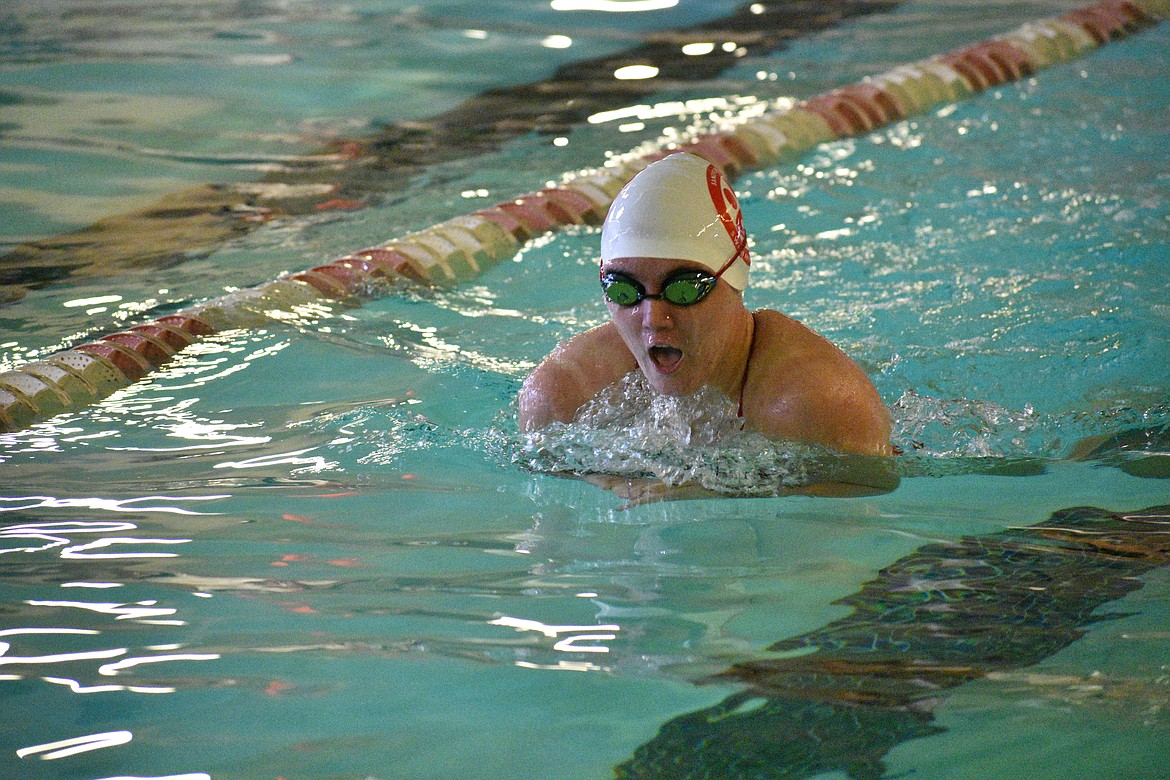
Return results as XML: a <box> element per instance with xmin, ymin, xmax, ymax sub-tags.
<box><xmin>519</xmin><ymin>152</ymin><xmax>897</xmax><ymax>501</ymax></box>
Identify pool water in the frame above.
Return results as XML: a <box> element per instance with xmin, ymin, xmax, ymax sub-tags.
<box><xmin>2</xmin><ymin>1</ymin><xmax>1169</xmax><ymax>778</ymax></box>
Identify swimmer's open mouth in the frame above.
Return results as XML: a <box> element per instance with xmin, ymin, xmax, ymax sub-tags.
<box><xmin>648</xmin><ymin>345</ymin><xmax>683</xmax><ymax>373</ymax></box>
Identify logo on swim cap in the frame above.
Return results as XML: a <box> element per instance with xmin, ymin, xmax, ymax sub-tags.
<box><xmin>705</xmin><ymin>163</ymin><xmax>749</xmax><ymax>277</ymax></box>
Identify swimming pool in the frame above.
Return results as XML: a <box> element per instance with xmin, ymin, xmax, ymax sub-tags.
<box><xmin>2</xmin><ymin>0</ymin><xmax>1169</xmax><ymax>778</ymax></box>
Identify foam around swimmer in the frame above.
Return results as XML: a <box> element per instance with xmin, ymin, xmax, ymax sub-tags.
<box><xmin>513</xmin><ymin>371</ymin><xmax>817</xmax><ymax>495</ymax></box>
<box><xmin>601</xmin><ymin>152</ymin><xmax>751</xmax><ymax>291</ymax></box>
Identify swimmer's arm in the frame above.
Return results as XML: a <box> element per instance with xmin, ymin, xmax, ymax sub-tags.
<box><xmin>580</xmin><ymin>381</ymin><xmax>900</xmax><ymax>504</ymax></box>
<box><xmin>748</xmin><ymin>373</ymin><xmax>899</xmax><ymax>496</ymax></box>
<box><xmin>518</xmin><ymin>325</ymin><xmax>634</xmax><ymax>432</ymax></box>
<box><xmin>517</xmin><ymin>363</ymin><xmax>586</xmax><ymax>431</ymax></box>
<box><xmin>582</xmin><ymin>395</ymin><xmax>899</xmax><ymax>505</ymax></box>
<box><xmin>758</xmin><ymin>396</ymin><xmax>900</xmax><ymax>497</ymax></box>
<box><xmin>589</xmin><ymin>467</ymin><xmax>896</xmax><ymax>508</ymax></box>
<box><xmin>749</xmin><ymin>311</ymin><xmax>895</xmax><ymax>459</ymax></box>
<box><xmin>770</xmin><ymin>384</ymin><xmax>894</xmax><ymax>458</ymax></box>
<box><xmin>753</xmin><ymin>354</ymin><xmax>894</xmax><ymax>458</ymax></box>
<box><xmin>788</xmin><ymin>454</ymin><xmax>900</xmax><ymax>497</ymax></box>
<box><xmin>584</xmin><ymin>475</ymin><xmax>722</xmax><ymax>508</ymax></box>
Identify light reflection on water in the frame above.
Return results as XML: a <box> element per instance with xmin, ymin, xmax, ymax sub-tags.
<box><xmin>0</xmin><ymin>497</ymin><xmax>223</xmax><ymax>516</ymax></box>
<box><xmin>17</xmin><ymin>730</ymin><xmax>134</xmax><ymax>761</ymax></box>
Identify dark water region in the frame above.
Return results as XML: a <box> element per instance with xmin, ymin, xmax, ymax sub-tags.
<box><xmin>618</xmin><ymin>503</ymin><xmax>1170</xmax><ymax>779</ymax></box>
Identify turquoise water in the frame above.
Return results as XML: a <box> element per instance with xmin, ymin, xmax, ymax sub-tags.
<box><xmin>2</xmin><ymin>1</ymin><xmax>1169</xmax><ymax>778</ymax></box>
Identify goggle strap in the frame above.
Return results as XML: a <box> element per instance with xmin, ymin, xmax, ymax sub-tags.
<box><xmin>713</xmin><ymin>238</ymin><xmax>749</xmax><ymax>279</ymax></box>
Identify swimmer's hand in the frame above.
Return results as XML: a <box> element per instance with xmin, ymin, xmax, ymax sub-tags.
<box><xmin>583</xmin><ymin>454</ymin><xmax>899</xmax><ymax>506</ymax></box>
<box><xmin>583</xmin><ymin>474</ymin><xmax>719</xmax><ymax>508</ymax></box>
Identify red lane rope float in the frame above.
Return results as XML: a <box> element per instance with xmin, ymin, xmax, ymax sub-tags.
<box><xmin>1</xmin><ymin>0</ymin><xmax>1165</xmax><ymax>432</ymax></box>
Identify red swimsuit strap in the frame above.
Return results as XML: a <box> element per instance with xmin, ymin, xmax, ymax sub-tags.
<box><xmin>737</xmin><ymin>314</ymin><xmax>756</xmax><ymax>422</ymax></box>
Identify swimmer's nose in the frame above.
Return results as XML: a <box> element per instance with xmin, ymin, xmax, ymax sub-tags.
<box><xmin>640</xmin><ymin>296</ymin><xmax>674</xmax><ymax>328</ymax></box>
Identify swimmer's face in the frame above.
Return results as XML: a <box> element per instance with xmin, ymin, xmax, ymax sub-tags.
<box><xmin>602</xmin><ymin>257</ymin><xmax>747</xmax><ymax>398</ymax></box>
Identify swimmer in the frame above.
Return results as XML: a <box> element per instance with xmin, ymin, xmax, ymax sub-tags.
<box><xmin>519</xmin><ymin>152</ymin><xmax>896</xmax><ymax>500</ymax></box>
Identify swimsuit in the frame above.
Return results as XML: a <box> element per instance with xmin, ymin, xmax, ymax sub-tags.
<box><xmin>737</xmin><ymin>313</ymin><xmax>757</xmax><ymax>423</ymax></box>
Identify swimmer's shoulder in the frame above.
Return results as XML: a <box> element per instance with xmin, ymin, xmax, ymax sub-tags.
<box><xmin>748</xmin><ymin>308</ymin><xmax>851</xmax><ymax>385</ymax></box>
<box><xmin>753</xmin><ymin>308</ymin><xmax>837</xmax><ymax>353</ymax></box>
<box><xmin>519</xmin><ymin>323</ymin><xmax>635</xmax><ymax>431</ymax></box>
<box><xmin>747</xmin><ymin>309</ymin><xmax>893</xmax><ymax>456</ymax></box>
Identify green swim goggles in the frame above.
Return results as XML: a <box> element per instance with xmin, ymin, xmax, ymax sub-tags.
<box><xmin>600</xmin><ymin>269</ymin><xmax>719</xmax><ymax>307</ymax></box>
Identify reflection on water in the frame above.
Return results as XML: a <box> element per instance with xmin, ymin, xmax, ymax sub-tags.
<box><xmin>491</xmin><ymin>614</ymin><xmax>621</xmax><ymax>657</ymax></box>
<box><xmin>615</xmin><ymin>504</ymin><xmax>1170</xmax><ymax>779</ymax></box>
<box><xmin>1</xmin><ymin>497</ymin><xmax>226</xmax><ymax>777</ymax></box>
<box><xmin>1</xmin><ymin>497</ymin><xmax>222</xmax><ymax>516</ymax></box>
<box><xmin>17</xmin><ymin>730</ymin><xmax>134</xmax><ymax>761</ymax></box>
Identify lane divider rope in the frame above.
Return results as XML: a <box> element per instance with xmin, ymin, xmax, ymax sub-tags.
<box><xmin>1</xmin><ymin>0</ymin><xmax>1164</xmax><ymax>432</ymax></box>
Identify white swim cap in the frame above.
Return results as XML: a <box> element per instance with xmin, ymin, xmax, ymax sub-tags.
<box><xmin>600</xmin><ymin>152</ymin><xmax>750</xmax><ymax>290</ymax></box>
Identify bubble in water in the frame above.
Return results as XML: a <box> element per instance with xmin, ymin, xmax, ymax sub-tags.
<box><xmin>890</xmin><ymin>389</ymin><xmax>1045</xmax><ymax>459</ymax></box>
